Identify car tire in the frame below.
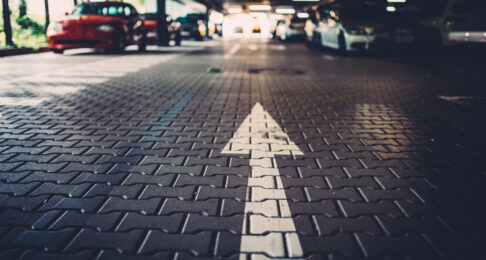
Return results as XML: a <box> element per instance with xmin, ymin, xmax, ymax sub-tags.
<box><xmin>305</xmin><ymin>38</ymin><xmax>313</xmax><ymax>48</ymax></box>
<box><xmin>52</xmin><ymin>49</ymin><xmax>64</xmax><ymax>54</ymax></box>
<box><xmin>338</xmin><ymin>32</ymin><xmax>347</xmax><ymax>53</ymax></box>
<box><xmin>138</xmin><ymin>35</ymin><xmax>147</xmax><ymax>52</ymax></box>
<box><xmin>113</xmin><ymin>31</ymin><xmax>126</xmax><ymax>53</ymax></box>
<box><xmin>175</xmin><ymin>31</ymin><xmax>182</xmax><ymax>46</ymax></box>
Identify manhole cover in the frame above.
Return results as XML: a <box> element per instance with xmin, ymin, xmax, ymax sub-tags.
<box><xmin>248</xmin><ymin>68</ymin><xmax>306</xmax><ymax>75</ymax></box>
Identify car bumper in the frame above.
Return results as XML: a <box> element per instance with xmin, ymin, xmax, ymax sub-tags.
<box><xmin>47</xmin><ymin>32</ymin><xmax>117</xmax><ymax>50</ymax></box>
<box><xmin>447</xmin><ymin>31</ymin><xmax>486</xmax><ymax>44</ymax></box>
<box><xmin>346</xmin><ymin>35</ymin><xmax>376</xmax><ymax>51</ymax></box>
<box><xmin>287</xmin><ymin>29</ymin><xmax>305</xmax><ymax>37</ymax></box>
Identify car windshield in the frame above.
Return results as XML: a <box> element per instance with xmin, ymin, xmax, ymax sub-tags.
<box><xmin>453</xmin><ymin>1</ymin><xmax>486</xmax><ymax>15</ymax></box>
<box><xmin>392</xmin><ymin>0</ymin><xmax>448</xmax><ymax>18</ymax></box>
<box><xmin>291</xmin><ymin>17</ymin><xmax>306</xmax><ymax>24</ymax></box>
<box><xmin>338</xmin><ymin>1</ymin><xmax>389</xmax><ymax>21</ymax></box>
<box><xmin>176</xmin><ymin>17</ymin><xmax>198</xmax><ymax>25</ymax></box>
<box><xmin>72</xmin><ymin>3</ymin><xmax>133</xmax><ymax>16</ymax></box>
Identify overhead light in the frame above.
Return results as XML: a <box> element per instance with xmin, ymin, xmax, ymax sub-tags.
<box><xmin>275</xmin><ymin>8</ymin><xmax>295</xmax><ymax>14</ymax></box>
<box><xmin>297</xmin><ymin>12</ymin><xmax>309</xmax><ymax>18</ymax></box>
<box><xmin>249</xmin><ymin>5</ymin><xmax>272</xmax><ymax>11</ymax></box>
<box><xmin>386</xmin><ymin>6</ymin><xmax>397</xmax><ymax>12</ymax></box>
<box><xmin>227</xmin><ymin>7</ymin><xmax>242</xmax><ymax>14</ymax></box>
<box><xmin>210</xmin><ymin>11</ymin><xmax>224</xmax><ymax>24</ymax></box>
<box><xmin>387</xmin><ymin>0</ymin><xmax>406</xmax><ymax>2</ymax></box>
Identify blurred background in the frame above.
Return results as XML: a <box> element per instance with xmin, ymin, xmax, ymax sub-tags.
<box><xmin>1</xmin><ymin>0</ymin><xmax>485</xmax><ymax>52</ymax></box>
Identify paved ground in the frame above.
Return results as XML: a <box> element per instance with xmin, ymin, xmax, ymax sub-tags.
<box><xmin>0</xmin><ymin>39</ymin><xmax>485</xmax><ymax>260</ymax></box>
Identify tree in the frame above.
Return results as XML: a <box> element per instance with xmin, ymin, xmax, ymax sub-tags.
<box><xmin>18</xmin><ymin>0</ymin><xmax>27</xmax><ymax>18</ymax></box>
<box><xmin>16</xmin><ymin>0</ymin><xmax>44</xmax><ymax>34</ymax></box>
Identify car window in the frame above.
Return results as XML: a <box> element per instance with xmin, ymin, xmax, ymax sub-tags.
<box><xmin>72</xmin><ymin>3</ymin><xmax>135</xmax><ymax>17</ymax></box>
<box><xmin>394</xmin><ymin>0</ymin><xmax>448</xmax><ymax>18</ymax></box>
<box><xmin>291</xmin><ymin>17</ymin><xmax>306</xmax><ymax>23</ymax></box>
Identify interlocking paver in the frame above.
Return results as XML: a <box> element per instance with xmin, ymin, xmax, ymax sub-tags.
<box><xmin>0</xmin><ymin>39</ymin><xmax>484</xmax><ymax>259</ymax></box>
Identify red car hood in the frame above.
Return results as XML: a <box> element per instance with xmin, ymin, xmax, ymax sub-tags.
<box><xmin>57</xmin><ymin>15</ymin><xmax>124</xmax><ymax>26</ymax></box>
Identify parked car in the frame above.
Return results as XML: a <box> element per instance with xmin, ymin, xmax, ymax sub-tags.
<box><xmin>276</xmin><ymin>16</ymin><xmax>306</xmax><ymax>41</ymax></box>
<box><xmin>306</xmin><ymin>0</ymin><xmax>414</xmax><ymax>52</ymax></box>
<box><xmin>176</xmin><ymin>14</ymin><xmax>207</xmax><ymax>41</ymax></box>
<box><xmin>47</xmin><ymin>2</ymin><xmax>146</xmax><ymax>54</ymax></box>
<box><xmin>405</xmin><ymin>0</ymin><xmax>486</xmax><ymax>48</ymax></box>
<box><xmin>140</xmin><ymin>14</ymin><xmax>181</xmax><ymax>46</ymax></box>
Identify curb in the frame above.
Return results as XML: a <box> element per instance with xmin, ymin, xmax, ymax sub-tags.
<box><xmin>0</xmin><ymin>47</ymin><xmax>50</xmax><ymax>57</ymax></box>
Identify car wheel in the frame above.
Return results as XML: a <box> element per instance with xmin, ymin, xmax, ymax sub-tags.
<box><xmin>113</xmin><ymin>32</ymin><xmax>126</xmax><ymax>53</ymax></box>
<box><xmin>52</xmin><ymin>49</ymin><xmax>64</xmax><ymax>54</ymax></box>
<box><xmin>338</xmin><ymin>32</ymin><xmax>347</xmax><ymax>53</ymax></box>
<box><xmin>138</xmin><ymin>36</ymin><xmax>147</xmax><ymax>52</ymax></box>
<box><xmin>175</xmin><ymin>31</ymin><xmax>182</xmax><ymax>46</ymax></box>
<box><xmin>305</xmin><ymin>37</ymin><xmax>313</xmax><ymax>48</ymax></box>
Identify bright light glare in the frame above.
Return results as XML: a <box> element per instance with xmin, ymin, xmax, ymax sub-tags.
<box><xmin>249</xmin><ymin>5</ymin><xmax>272</xmax><ymax>11</ymax></box>
<box><xmin>210</xmin><ymin>11</ymin><xmax>224</xmax><ymax>24</ymax></box>
<box><xmin>227</xmin><ymin>8</ymin><xmax>243</xmax><ymax>14</ymax></box>
<box><xmin>387</xmin><ymin>0</ymin><xmax>406</xmax><ymax>2</ymax></box>
<box><xmin>386</xmin><ymin>6</ymin><xmax>397</xmax><ymax>12</ymax></box>
<box><xmin>275</xmin><ymin>8</ymin><xmax>296</xmax><ymax>14</ymax></box>
<box><xmin>297</xmin><ymin>12</ymin><xmax>309</xmax><ymax>19</ymax></box>
<box><xmin>269</xmin><ymin>14</ymin><xmax>285</xmax><ymax>20</ymax></box>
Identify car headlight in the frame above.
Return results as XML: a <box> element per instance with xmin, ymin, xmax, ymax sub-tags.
<box><xmin>47</xmin><ymin>22</ymin><xmax>63</xmax><ymax>36</ymax></box>
<box><xmin>96</xmin><ymin>24</ymin><xmax>114</xmax><ymax>32</ymax></box>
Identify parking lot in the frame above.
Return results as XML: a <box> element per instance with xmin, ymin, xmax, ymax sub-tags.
<box><xmin>0</xmin><ymin>38</ymin><xmax>485</xmax><ymax>259</ymax></box>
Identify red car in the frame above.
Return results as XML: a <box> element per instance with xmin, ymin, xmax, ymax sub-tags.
<box><xmin>47</xmin><ymin>1</ymin><xmax>146</xmax><ymax>54</ymax></box>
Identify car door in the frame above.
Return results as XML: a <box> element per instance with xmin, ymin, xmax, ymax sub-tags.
<box><xmin>325</xmin><ymin>4</ymin><xmax>342</xmax><ymax>48</ymax></box>
<box><xmin>123</xmin><ymin>5</ymin><xmax>137</xmax><ymax>43</ymax></box>
<box><xmin>316</xmin><ymin>5</ymin><xmax>332</xmax><ymax>47</ymax></box>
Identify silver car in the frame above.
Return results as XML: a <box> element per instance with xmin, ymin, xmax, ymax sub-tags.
<box><xmin>411</xmin><ymin>0</ymin><xmax>486</xmax><ymax>47</ymax></box>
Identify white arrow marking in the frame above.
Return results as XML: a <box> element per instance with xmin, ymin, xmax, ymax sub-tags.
<box><xmin>222</xmin><ymin>103</ymin><xmax>304</xmax><ymax>259</ymax></box>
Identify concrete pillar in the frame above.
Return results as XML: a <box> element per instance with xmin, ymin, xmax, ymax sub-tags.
<box><xmin>2</xmin><ymin>0</ymin><xmax>14</xmax><ymax>46</ymax></box>
<box><xmin>44</xmin><ymin>0</ymin><xmax>50</xmax><ymax>32</ymax></box>
<box><xmin>156</xmin><ymin>0</ymin><xmax>169</xmax><ymax>46</ymax></box>
<box><xmin>205</xmin><ymin>6</ymin><xmax>210</xmax><ymax>38</ymax></box>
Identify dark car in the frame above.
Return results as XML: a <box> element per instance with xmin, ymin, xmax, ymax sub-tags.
<box><xmin>140</xmin><ymin>14</ymin><xmax>182</xmax><ymax>46</ymax></box>
<box><xmin>47</xmin><ymin>2</ymin><xmax>146</xmax><ymax>54</ymax></box>
<box><xmin>395</xmin><ymin>0</ymin><xmax>486</xmax><ymax>48</ymax></box>
<box><xmin>176</xmin><ymin>15</ymin><xmax>206</xmax><ymax>41</ymax></box>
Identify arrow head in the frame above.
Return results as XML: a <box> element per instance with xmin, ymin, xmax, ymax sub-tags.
<box><xmin>221</xmin><ymin>103</ymin><xmax>303</xmax><ymax>156</ymax></box>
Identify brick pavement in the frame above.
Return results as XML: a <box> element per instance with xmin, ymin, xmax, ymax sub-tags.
<box><xmin>0</xmin><ymin>41</ymin><xmax>485</xmax><ymax>259</ymax></box>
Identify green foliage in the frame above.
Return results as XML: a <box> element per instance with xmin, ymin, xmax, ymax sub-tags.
<box><xmin>15</xmin><ymin>0</ymin><xmax>45</xmax><ymax>35</ymax></box>
<box><xmin>18</xmin><ymin>0</ymin><xmax>27</xmax><ymax>18</ymax></box>
<box><xmin>1</xmin><ymin>0</ymin><xmax>48</xmax><ymax>49</ymax></box>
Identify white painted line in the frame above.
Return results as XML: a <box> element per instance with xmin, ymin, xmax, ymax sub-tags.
<box><xmin>222</xmin><ymin>103</ymin><xmax>304</xmax><ymax>259</ymax></box>
<box><xmin>224</xmin><ymin>44</ymin><xmax>241</xmax><ymax>59</ymax></box>
<box><xmin>249</xmin><ymin>44</ymin><xmax>259</xmax><ymax>51</ymax></box>
<box><xmin>438</xmin><ymin>95</ymin><xmax>486</xmax><ymax>102</ymax></box>
<box><xmin>323</xmin><ymin>54</ymin><xmax>335</xmax><ymax>61</ymax></box>
<box><xmin>269</xmin><ymin>45</ymin><xmax>286</xmax><ymax>51</ymax></box>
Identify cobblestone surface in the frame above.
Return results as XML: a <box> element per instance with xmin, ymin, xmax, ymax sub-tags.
<box><xmin>0</xmin><ymin>41</ymin><xmax>485</xmax><ymax>259</ymax></box>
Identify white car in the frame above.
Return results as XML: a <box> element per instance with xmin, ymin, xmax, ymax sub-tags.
<box><xmin>306</xmin><ymin>0</ymin><xmax>414</xmax><ymax>52</ymax></box>
<box><xmin>275</xmin><ymin>17</ymin><xmax>306</xmax><ymax>41</ymax></box>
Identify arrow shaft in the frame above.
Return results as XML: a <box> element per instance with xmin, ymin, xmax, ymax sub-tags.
<box><xmin>239</xmin><ymin>157</ymin><xmax>303</xmax><ymax>259</ymax></box>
